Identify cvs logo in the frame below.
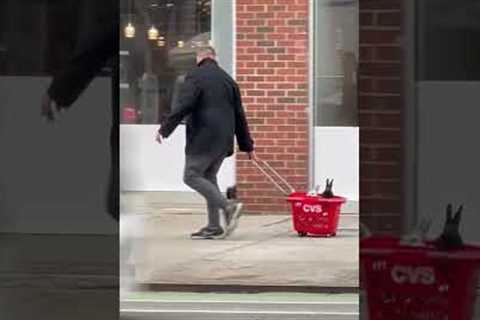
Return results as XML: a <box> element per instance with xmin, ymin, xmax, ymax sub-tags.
<box><xmin>303</xmin><ymin>204</ymin><xmax>323</xmax><ymax>213</ymax></box>
<box><xmin>391</xmin><ymin>265</ymin><xmax>435</xmax><ymax>285</ymax></box>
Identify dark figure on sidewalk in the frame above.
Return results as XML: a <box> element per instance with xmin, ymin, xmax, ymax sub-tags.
<box><xmin>40</xmin><ymin>20</ymin><xmax>119</xmax><ymax>221</ymax></box>
<box><xmin>156</xmin><ymin>47</ymin><xmax>255</xmax><ymax>240</ymax></box>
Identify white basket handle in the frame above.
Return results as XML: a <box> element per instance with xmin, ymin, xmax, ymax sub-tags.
<box><xmin>252</xmin><ymin>158</ymin><xmax>295</xmax><ymax>196</ymax></box>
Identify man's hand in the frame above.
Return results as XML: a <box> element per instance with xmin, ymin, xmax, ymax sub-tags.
<box><xmin>155</xmin><ymin>131</ymin><xmax>163</xmax><ymax>144</ymax></box>
<box><xmin>41</xmin><ymin>93</ymin><xmax>62</xmax><ymax>122</ymax></box>
<box><xmin>248</xmin><ymin>151</ymin><xmax>256</xmax><ymax>160</ymax></box>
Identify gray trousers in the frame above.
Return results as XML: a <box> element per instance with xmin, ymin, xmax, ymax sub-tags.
<box><xmin>183</xmin><ymin>152</ymin><xmax>228</xmax><ymax>229</ymax></box>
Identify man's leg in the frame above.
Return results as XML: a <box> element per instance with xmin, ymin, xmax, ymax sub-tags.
<box><xmin>204</xmin><ymin>156</ymin><xmax>225</xmax><ymax>230</ymax></box>
<box><xmin>204</xmin><ymin>156</ymin><xmax>244</xmax><ymax>236</ymax></box>
<box><xmin>184</xmin><ymin>153</ymin><xmax>228</xmax><ymax>232</ymax></box>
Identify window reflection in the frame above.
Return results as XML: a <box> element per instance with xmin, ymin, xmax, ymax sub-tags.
<box><xmin>417</xmin><ymin>0</ymin><xmax>480</xmax><ymax>81</ymax></box>
<box><xmin>120</xmin><ymin>0</ymin><xmax>211</xmax><ymax>124</ymax></box>
<box><xmin>314</xmin><ymin>0</ymin><xmax>358</xmax><ymax>127</ymax></box>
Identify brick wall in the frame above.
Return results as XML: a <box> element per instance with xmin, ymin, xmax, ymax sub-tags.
<box><xmin>235</xmin><ymin>0</ymin><xmax>309</xmax><ymax>214</ymax></box>
<box><xmin>358</xmin><ymin>0</ymin><xmax>403</xmax><ymax>234</ymax></box>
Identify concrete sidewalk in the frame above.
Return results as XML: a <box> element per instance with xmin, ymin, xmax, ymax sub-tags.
<box><xmin>122</xmin><ymin>210</ymin><xmax>359</xmax><ymax>290</ymax></box>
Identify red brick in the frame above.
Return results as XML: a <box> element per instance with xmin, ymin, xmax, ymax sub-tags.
<box><xmin>257</xmin><ymin>97</ymin><xmax>275</xmax><ymax>104</ymax></box>
<box><xmin>246</xmin><ymin>47</ymin><xmax>265</xmax><ymax>54</ymax></box>
<box><xmin>360</xmin><ymin>128</ymin><xmax>401</xmax><ymax>144</ymax></box>
<box><xmin>257</xmin><ymin>54</ymin><xmax>275</xmax><ymax>61</ymax></box>
<box><xmin>361</xmin><ymin>162</ymin><xmax>401</xmax><ymax>180</ymax></box>
<box><xmin>246</xmin><ymin>33</ymin><xmax>266</xmax><ymax>40</ymax></box>
<box><xmin>254</xmin><ymin>0</ymin><xmax>275</xmax><ymax>5</ymax></box>
<box><xmin>377</xmin><ymin>11</ymin><xmax>401</xmax><ymax>27</ymax></box>
<box><xmin>257</xmin><ymin>83</ymin><xmax>275</xmax><ymax>89</ymax></box>
<box><xmin>256</xmin><ymin>12</ymin><xmax>275</xmax><ymax>19</ymax></box>
<box><xmin>269</xmin><ymin>34</ymin><xmax>287</xmax><ymax>40</ymax></box>
<box><xmin>236</xmin><ymin>0</ymin><xmax>309</xmax><ymax>216</ymax></box>
<box><xmin>360</xmin><ymin>30</ymin><xmax>400</xmax><ymax>45</ymax></box>
<box><xmin>237</xmin><ymin>27</ymin><xmax>255</xmax><ymax>33</ymax></box>
<box><xmin>359</xmin><ymin>0</ymin><xmax>401</xmax><ymax>10</ymax></box>
<box><xmin>267</xmin><ymin>90</ymin><xmax>285</xmax><ymax>97</ymax></box>
<box><xmin>360</xmin><ymin>46</ymin><xmax>375</xmax><ymax>62</ymax></box>
<box><xmin>247</xmin><ymin>90</ymin><xmax>265</xmax><ymax>96</ymax></box>
<box><xmin>375</xmin><ymin>46</ymin><xmax>401</xmax><ymax>61</ymax></box>
<box><xmin>246</xmin><ymin>5</ymin><xmax>266</xmax><ymax>12</ymax></box>
<box><xmin>360</xmin><ymin>146</ymin><xmax>401</xmax><ymax>162</ymax></box>
<box><xmin>276</xmin><ymin>68</ymin><xmax>296</xmax><ymax>75</ymax></box>
<box><xmin>267</xmin><ymin>19</ymin><xmax>287</xmax><ymax>27</ymax></box>
<box><xmin>246</xmin><ymin>76</ymin><xmax>264</xmax><ymax>82</ymax></box>
<box><xmin>358</xmin><ymin>94</ymin><xmax>402</xmax><ymax>111</ymax></box>
<box><xmin>268</xmin><ymin>5</ymin><xmax>287</xmax><ymax>11</ymax></box>
<box><xmin>359</xmin><ymin>112</ymin><xmax>401</xmax><ymax>128</ymax></box>
<box><xmin>246</xmin><ymin>62</ymin><xmax>265</xmax><ymax>68</ymax></box>
<box><xmin>276</xmin><ymin>12</ymin><xmax>295</xmax><ymax>19</ymax></box>
<box><xmin>276</xmin><ymin>27</ymin><xmax>296</xmax><ymax>34</ymax></box>
<box><xmin>359</xmin><ymin>62</ymin><xmax>401</xmax><ymax>77</ymax></box>
<box><xmin>267</xmin><ymin>62</ymin><xmax>286</xmax><ymax>68</ymax></box>
<box><xmin>360</xmin><ymin>12</ymin><xmax>374</xmax><ymax>26</ymax></box>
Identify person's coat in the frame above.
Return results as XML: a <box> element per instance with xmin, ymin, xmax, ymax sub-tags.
<box><xmin>46</xmin><ymin>19</ymin><xmax>119</xmax><ymax>219</ymax></box>
<box><xmin>159</xmin><ymin>58</ymin><xmax>254</xmax><ymax>157</ymax></box>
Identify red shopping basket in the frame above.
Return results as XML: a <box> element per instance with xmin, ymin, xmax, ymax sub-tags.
<box><xmin>361</xmin><ymin>235</ymin><xmax>480</xmax><ymax>320</ymax></box>
<box><xmin>253</xmin><ymin>159</ymin><xmax>346</xmax><ymax>237</ymax></box>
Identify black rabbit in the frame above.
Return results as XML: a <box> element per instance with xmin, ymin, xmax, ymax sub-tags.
<box><xmin>321</xmin><ymin>179</ymin><xmax>334</xmax><ymax>198</ymax></box>
<box><xmin>226</xmin><ymin>185</ymin><xmax>237</xmax><ymax>200</ymax></box>
<box><xmin>434</xmin><ymin>204</ymin><xmax>464</xmax><ymax>250</ymax></box>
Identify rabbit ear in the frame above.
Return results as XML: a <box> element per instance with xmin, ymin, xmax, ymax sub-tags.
<box><xmin>446</xmin><ymin>204</ymin><xmax>453</xmax><ymax>222</ymax></box>
<box><xmin>330</xmin><ymin>179</ymin><xmax>334</xmax><ymax>187</ymax></box>
<box><xmin>454</xmin><ymin>205</ymin><xmax>463</xmax><ymax>224</ymax></box>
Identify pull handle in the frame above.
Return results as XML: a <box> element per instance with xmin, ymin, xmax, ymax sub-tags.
<box><xmin>252</xmin><ymin>158</ymin><xmax>295</xmax><ymax>196</ymax></box>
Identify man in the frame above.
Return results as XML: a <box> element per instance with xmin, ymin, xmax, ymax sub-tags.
<box><xmin>40</xmin><ymin>19</ymin><xmax>119</xmax><ymax>221</ymax></box>
<box><xmin>156</xmin><ymin>47</ymin><xmax>255</xmax><ymax>240</ymax></box>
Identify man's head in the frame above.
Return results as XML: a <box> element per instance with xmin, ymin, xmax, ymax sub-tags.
<box><xmin>196</xmin><ymin>46</ymin><xmax>216</xmax><ymax>65</ymax></box>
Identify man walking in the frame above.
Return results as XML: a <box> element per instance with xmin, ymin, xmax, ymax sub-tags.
<box><xmin>156</xmin><ymin>47</ymin><xmax>255</xmax><ymax>240</ymax></box>
<box><xmin>40</xmin><ymin>12</ymin><xmax>119</xmax><ymax>221</ymax></box>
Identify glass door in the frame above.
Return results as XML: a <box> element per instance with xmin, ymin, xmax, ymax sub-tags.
<box><xmin>311</xmin><ymin>0</ymin><xmax>359</xmax><ymax>210</ymax></box>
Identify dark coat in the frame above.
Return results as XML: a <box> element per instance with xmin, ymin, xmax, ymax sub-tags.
<box><xmin>159</xmin><ymin>58</ymin><xmax>254</xmax><ymax>157</ymax></box>
<box><xmin>47</xmin><ymin>21</ymin><xmax>119</xmax><ymax>220</ymax></box>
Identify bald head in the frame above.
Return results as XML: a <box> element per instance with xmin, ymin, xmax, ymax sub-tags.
<box><xmin>196</xmin><ymin>46</ymin><xmax>216</xmax><ymax>65</ymax></box>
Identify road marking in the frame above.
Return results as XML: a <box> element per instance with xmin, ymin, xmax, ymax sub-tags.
<box><xmin>122</xmin><ymin>299</ymin><xmax>358</xmax><ymax>305</ymax></box>
<box><xmin>120</xmin><ymin>309</ymin><xmax>359</xmax><ymax>315</ymax></box>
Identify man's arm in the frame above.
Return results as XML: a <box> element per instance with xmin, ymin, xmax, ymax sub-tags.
<box><xmin>233</xmin><ymin>83</ymin><xmax>254</xmax><ymax>153</ymax></box>
<box><xmin>159</xmin><ymin>74</ymin><xmax>200</xmax><ymax>138</ymax></box>
<box><xmin>47</xmin><ymin>24</ymin><xmax>117</xmax><ymax>108</ymax></box>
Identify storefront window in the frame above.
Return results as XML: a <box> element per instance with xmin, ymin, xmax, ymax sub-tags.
<box><xmin>0</xmin><ymin>0</ymin><xmax>78</xmax><ymax>75</ymax></box>
<box><xmin>120</xmin><ymin>0</ymin><xmax>212</xmax><ymax>124</ymax></box>
<box><xmin>314</xmin><ymin>0</ymin><xmax>358</xmax><ymax>126</ymax></box>
<box><xmin>416</xmin><ymin>0</ymin><xmax>480</xmax><ymax>81</ymax></box>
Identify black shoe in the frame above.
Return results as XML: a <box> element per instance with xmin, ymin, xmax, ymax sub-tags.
<box><xmin>191</xmin><ymin>227</ymin><xmax>226</xmax><ymax>240</ymax></box>
<box><xmin>225</xmin><ymin>202</ymin><xmax>244</xmax><ymax>236</ymax></box>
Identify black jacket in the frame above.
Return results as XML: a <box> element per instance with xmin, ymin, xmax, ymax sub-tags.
<box><xmin>160</xmin><ymin>58</ymin><xmax>254</xmax><ymax>157</ymax></box>
<box><xmin>46</xmin><ymin>21</ymin><xmax>119</xmax><ymax>220</ymax></box>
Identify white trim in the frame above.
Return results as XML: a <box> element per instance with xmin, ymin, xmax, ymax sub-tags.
<box><xmin>403</xmin><ymin>0</ymin><xmax>418</xmax><ymax>232</ymax></box>
<box><xmin>308</xmin><ymin>0</ymin><xmax>316</xmax><ymax>190</ymax></box>
<box><xmin>232</xmin><ymin>0</ymin><xmax>237</xmax><ymax>79</ymax></box>
<box><xmin>120</xmin><ymin>309</ymin><xmax>359</xmax><ymax>316</ymax></box>
<box><xmin>122</xmin><ymin>300</ymin><xmax>358</xmax><ymax>305</ymax></box>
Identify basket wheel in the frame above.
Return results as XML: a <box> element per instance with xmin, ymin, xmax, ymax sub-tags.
<box><xmin>298</xmin><ymin>231</ymin><xmax>308</xmax><ymax>237</ymax></box>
